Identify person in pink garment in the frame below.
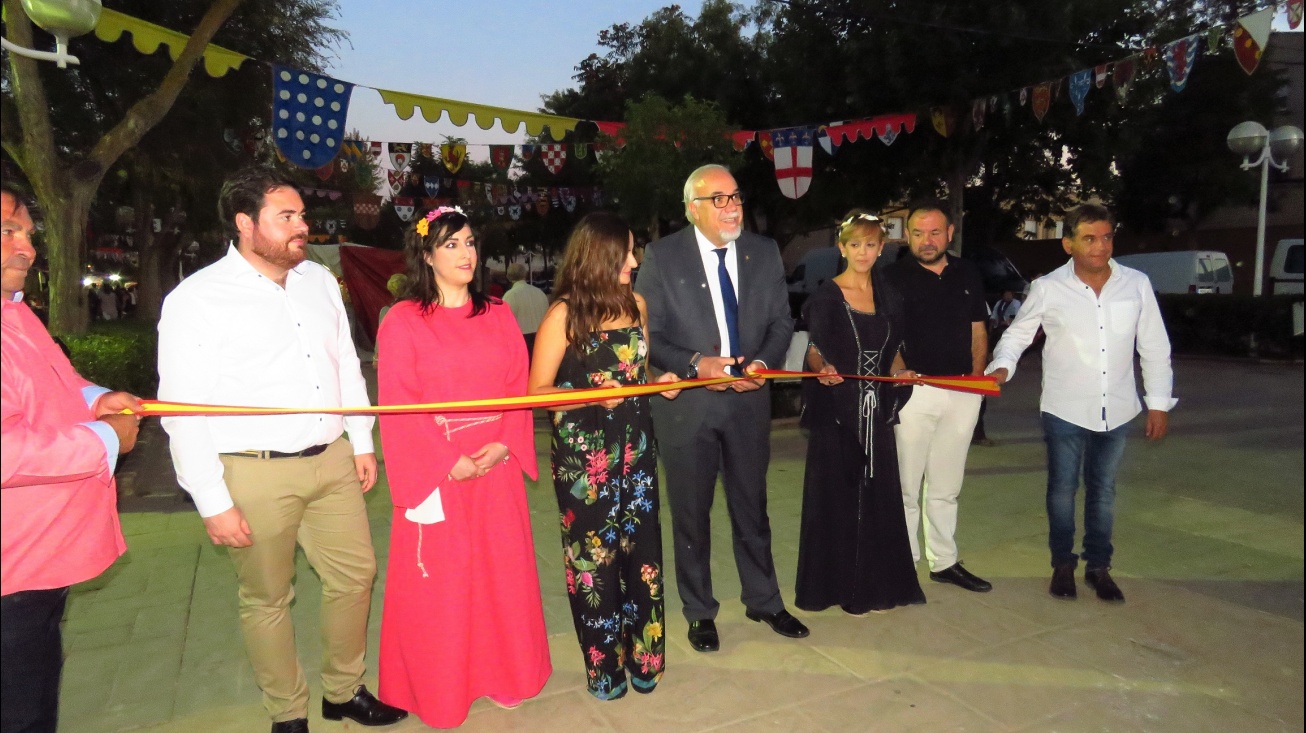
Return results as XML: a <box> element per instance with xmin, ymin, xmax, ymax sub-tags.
<box><xmin>376</xmin><ymin>206</ymin><xmax>551</xmax><ymax>727</ymax></box>
<box><xmin>1</xmin><ymin>182</ymin><xmax>142</xmax><ymax>733</ymax></box>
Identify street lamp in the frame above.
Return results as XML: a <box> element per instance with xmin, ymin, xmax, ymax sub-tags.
<box><xmin>1227</xmin><ymin>121</ymin><xmax>1304</xmax><ymax>296</ymax></box>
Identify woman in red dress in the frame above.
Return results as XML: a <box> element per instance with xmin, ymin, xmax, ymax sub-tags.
<box><xmin>376</xmin><ymin>207</ymin><xmax>550</xmax><ymax>727</ymax></box>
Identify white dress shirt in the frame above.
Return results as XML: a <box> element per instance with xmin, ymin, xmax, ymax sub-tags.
<box><xmin>693</xmin><ymin>227</ymin><xmax>740</xmax><ymax>359</ymax></box>
<box><xmin>158</xmin><ymin>246</ymin><xmax>375</xmax><ymax>517</ymax></box>
<box><xmin>987</xmin><ymin>259</ymin><xmax>1177</xmax><ymax>432</ymax></box>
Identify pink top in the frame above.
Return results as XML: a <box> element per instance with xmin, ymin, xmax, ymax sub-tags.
<box><xmin>2</xmin><ymin>297</ymin><xmax>126</xmax><ymax>595</ymax></box>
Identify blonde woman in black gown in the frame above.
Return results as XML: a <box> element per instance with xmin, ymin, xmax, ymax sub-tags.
<box><xmin>795</xmin><ymin>211</ymin><xmax>926</xmax><ymax>615</ymax></box>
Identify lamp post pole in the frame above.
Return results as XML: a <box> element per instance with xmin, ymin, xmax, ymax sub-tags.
<box><xmin>1251</xmin><ymin>148</ymin><xmax>1270</xmax><ymax>298</ymax></box>
<box><xmin>1228</xmin><ymin>122</ymin><xmax>1305</xmax><ymax>297</ymax></box>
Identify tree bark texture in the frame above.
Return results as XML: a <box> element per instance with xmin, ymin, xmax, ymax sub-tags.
<box><xmin>2</xmin><ymin>0</ymin><xmax>245</xmax><ymax>334</ymax></box>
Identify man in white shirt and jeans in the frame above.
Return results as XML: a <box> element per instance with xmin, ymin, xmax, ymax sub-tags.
<box><xmin>158</xmin><ymin>168</ymin><xmax>406</xmax><ymax>733</ymax></box>
<box><xmin>987</xmin><ymin>203</ymin><xmax>1175</xmax><ymax>604</ymax></box>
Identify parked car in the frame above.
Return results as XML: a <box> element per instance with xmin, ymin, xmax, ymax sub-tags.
<box><xmin>1270</xmin><ymin>238</ymin><xmax>1303</xmax><ymax>295</ymax></box>
<box><xmin>1114</xmin><ymin>251</ymin><xmax>1234</xmax><ymax>295</ymax></box>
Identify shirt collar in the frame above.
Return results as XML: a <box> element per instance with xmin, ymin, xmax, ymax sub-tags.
<box><xmin>221</xmin><ymin>244</ymin><xmax>308</xmax><ymax>282</ymax></box>
<box><xmin>693</xmin><ymin>226</ymin><xmax>733</xmax><ymax>257</ymax></box>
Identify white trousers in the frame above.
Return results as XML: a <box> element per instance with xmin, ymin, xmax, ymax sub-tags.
<box><xmin>894</xmin><ymin>385</ymin><xmax>982</xmax><ymax>571</ymax></box>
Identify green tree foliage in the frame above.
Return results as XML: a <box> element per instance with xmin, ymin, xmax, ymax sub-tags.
<box><xmin>2</xmin><ymin>0</ymin><xmax>345</xmax><ymax>332</ymax></box>
<box><xmin>544</xmin><ymin>0</ymin><xmax>1283</xmax><ymax>249</ymax></box>
<box><xmin>595</xmin><ymin>94</ymin><xmax>739</xmax><ymax>239</ymax></box>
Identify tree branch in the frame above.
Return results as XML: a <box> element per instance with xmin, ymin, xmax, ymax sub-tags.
<box><xmin>4</xmin><ymin>0</ymin><xmax>62</xmax><ymax>193</ymax></box>
<box><xmin>87</xmin><ymin>0</ymin><xmax>246</xmax><ymax>176</ymax></box>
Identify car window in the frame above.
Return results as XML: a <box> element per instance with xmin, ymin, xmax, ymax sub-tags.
<box><xmin>1211</xmin><ymin>259</ymin><xmax>1233</xmax><ymax>283</ymax></box>
<box><xmin>1285</xmin><ymin>244</ymin><xmax>1304</xmax><ymax>275</ymax></box>
<box><xmin>1197</xmin><ymin>258</ymin><xmax>1216</xmax><ymax>283</ymax></box>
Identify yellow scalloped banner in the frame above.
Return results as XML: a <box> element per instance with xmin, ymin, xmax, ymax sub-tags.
<box><xmin>93</xmin><ymin>7</ymin><xmax>248</xmax><ymax>78</ymax></box>
<box><xmin>377</xmin><ymin>89</ymin><xmax>580</xmax><ymax>141</ymax></box>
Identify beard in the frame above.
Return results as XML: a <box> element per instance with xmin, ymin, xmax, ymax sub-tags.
<box><xmin>251</xmin><ymin>233</ymin><xmax>306</xmax><ymax>270</ymax></box>
<box><xmin>719</xmin><ymin>225</ymin><xmax>742</xmax><ymax>243</ymax></box>
<box><xmin>912</xmin><ymin>245</ymin><xmax>946</xmax><ymax>265</ymax></box>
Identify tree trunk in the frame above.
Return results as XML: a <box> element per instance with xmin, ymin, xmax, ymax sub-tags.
<box><xmin>134</xmin><ymin>191</ymin><xmax>162</xmax><ymax>322</ymax></box>
<box><xmin>45</xmin><ymin>179</ymin><xmax>101</xmax><ymax>335</ymax></box>
<box><xmin>948</xmin><ymin>164</ymin><xmax>967</xmax><ymax>256</ymax></box>
<box><xmin>2</xmin><ymin>0</ymin><xmax>245</xmax><ymax>334</ymax></box>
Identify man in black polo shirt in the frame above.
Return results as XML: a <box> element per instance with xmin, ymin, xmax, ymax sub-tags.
<box><xmin>885</xmin><ymin>201</ymin><xmax>993</xmax><ymax>593</ymax></box>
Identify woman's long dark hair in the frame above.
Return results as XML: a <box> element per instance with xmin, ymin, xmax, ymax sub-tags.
<box><xmin>552</xmin><ymin>211</ymin><xmax>640</xmax><ymax>351</ymax></box>
<box><xmin>401</xmin><ymin>209</ymin><xmax>489</xmax><ymax>317</ymax></box>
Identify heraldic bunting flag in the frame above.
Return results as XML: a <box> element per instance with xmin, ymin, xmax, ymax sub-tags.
<box><xmin>1233</xmin><ymin>8</ymin><xmax>1274</xmax><ymax>75</ymax></box>
<box><xmin>772</xmin><ymin>127</ymin><xmax>815</xmax><ymax>200</ymax></box>
<box><xmin>272</xmin><ymin>66</ymin><xmax>353</xmax><ymax>168</ymax></box>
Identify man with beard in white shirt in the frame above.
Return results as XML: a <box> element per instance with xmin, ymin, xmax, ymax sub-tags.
<box><xmin>158</xmin><ymin>167</ymin><xmax>406</xmax><ymax>733</ymax></box>
<box><xmin>988</xmin><ymin>203</ymin><xmax>1175</xmax><ymax>604</ymax></box>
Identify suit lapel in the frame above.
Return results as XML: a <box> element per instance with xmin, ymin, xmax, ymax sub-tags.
<box><xmin>675</xmin><ymin>228</ymin><xmax>717</xmax><ymax>329</ymax></box>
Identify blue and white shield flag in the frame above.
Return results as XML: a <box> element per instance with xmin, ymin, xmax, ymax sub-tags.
<box><xmin>272</xmin><ymin>65</ymin><xmax>352</xmax><ymax>169</ymax></box>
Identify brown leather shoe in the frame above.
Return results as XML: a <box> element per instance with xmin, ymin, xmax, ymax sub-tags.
<box><xmin>1049</xmin><ymin>565</ymin><xmax>1077</xmax><ymax>600</ymax></box>
<box><xmin>1084</xmin><ymin>567</ymin><xmax>1125</xmax><ymax>603</ymax></box>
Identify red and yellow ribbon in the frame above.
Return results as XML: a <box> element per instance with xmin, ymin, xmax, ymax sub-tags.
<box><xmin>133</xmin><ymin>370</ymin><xmax>998</xmax><ymax>417</ymax></box>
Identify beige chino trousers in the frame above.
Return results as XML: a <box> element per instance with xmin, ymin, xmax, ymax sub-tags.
<box><xmin>219</xmin><ymin>438</ymin><xmax>376</xmax><ymax>722</ymax></box>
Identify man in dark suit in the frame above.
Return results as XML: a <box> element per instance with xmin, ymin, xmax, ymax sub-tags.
<box><xmin>635</xmin><ymin>164</ymin><xmax>808</xmax><ymax>652</ymax></box>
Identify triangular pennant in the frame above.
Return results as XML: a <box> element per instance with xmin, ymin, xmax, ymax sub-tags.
<box><xmin>930</xmin><ymin>107</ymin><xmax>955</xmax><ymax>137</ymax></box>
<box><xmin>540</xmin><ymin>143</ymin><xmax>567</xmax><ymax>175</ymax></box>
<box><xmin>519</xmin><ymin>144</ymin><xmax>536</xmax><ymax>162</ymax></box>
<box><xmin>368</xmin><ymin>141</ymin><xmax>382</xmax><ymax>163</ymax></box>
<box><xmin>1094</xmin><ymin>64</ymin><xmax>1110</xmax><ymax>88</ymax></box>
<box><xmin>815</xmin><ymin>125</ymin><xmax>838</xmax><ymax>156</ymax></box>
<box><xmin>1019</xmin><ymin>87</ymin><xmax>1029</xmax><ymax>106</ymax></box>
<box><xmin>1113</xmin><ymin>56</ymin><xmax>1137</xmax><ymax>103</ymax></box>
<box><xmin>1068</xmin><ymin>69</ymin><xmax>1093</xmax><ymax>116</ymax></box>
<box><xmin>388</xmin><ymin>142</ymin><xmax>411</xmax><ymax>171</ymax></box>
<box><xmin>731</xmin><ymin>130</ymin><xmax>757</xmax><ymax>152</ymax></box>
<box><xmin>490</xmin><ymin>144</ymin><xmax>514</xmax><ymax>171</ymax></box>
<box><xmin>1033</xmin><ymin>82</ymin><xmax>1052</xmax><ymax>122</ymax></box>
<box><xmin>393</xmin><ymin>196</ymin><xmax>415</xmax><ymax>222</ymax></box>
<box><xmin>423</xmin><ymin>176</ymin><xmax>441</xmax><ymax>197</ymax></box>
<box><xmin>574</xmin><ymin>142</ymin><xmax>589</xmax><ymax>159</ymax></box>
<box><xmin>1233</xmin><ymin>9</ymin><xmax>1274</xmax><ymax>75</ymax></box>
<box><xmin>484</xmin><ymin>183</ymin><xmax>495</xmax><ymax>205</ymax></box>
<box><xmin>440</xmin><ymin>142</ymin><xmax>467</xmax><ymax>174</ymax></box>
<box><xmin>1164</xmin><ymin>34</ymin><xmax>1201</xmax><ymax>91</ymax></box>
<box><xmin>508</xmin><ymin>204</ymin><xmax>522</xmax><ymax>221</ymax></box>
<box><xmin>758</xmin><ymin>132</ymin><xmax>775</xmax><ymax>161</ymax></box>
<box><xmin>271</xmin><ymin>66</ymin><xmax>353</xmax><ymax>169</ymax></box>
<box><xmin>386</xmin><ymin>169</ymin><xmax>405</xmax><ymax>196</ymax></box>
<box><xmin>314</xmin><ymin>163</ymin><xmax>334</xmax><ymax>182</ymax></box>
<box><xmin>1290</xmin><ymin>0</ymin><xmax>1303</xmax><ymax>29</ymax></box>
<box><xmin>1206</xmin><ymin>26</ymin><xmax>1224</xmax><ymax>54</ymax></box>
<box><xmin>771</xmin><ymin>127</ymin><xmax>815</xmax><ymax>200</ymax></box>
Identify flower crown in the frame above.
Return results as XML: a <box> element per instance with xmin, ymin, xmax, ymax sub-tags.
<box><xmin>415</xmin><ymin>205</ymin><xmax>465</xmax><ymax>237</ymax></box>
<box><xmin>839</xmin><ymin>212</ymin><xmax>882</xmax><ymax>229</ymax></box>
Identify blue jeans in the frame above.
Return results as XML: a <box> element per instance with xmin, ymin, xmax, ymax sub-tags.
<box><xmin>1042</xmin><ymin>412</ymin><xmax>1131</xmax><ymax>570</ymax></box>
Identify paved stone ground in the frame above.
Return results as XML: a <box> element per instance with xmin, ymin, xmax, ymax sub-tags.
<box><xmin>65</xmin><ymin>358</ymin><xmax>1303</xmax><ymax>733</ymax></box>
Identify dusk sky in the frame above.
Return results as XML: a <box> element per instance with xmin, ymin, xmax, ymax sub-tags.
<box><xmin>326</xmin><ymin>0</ymin><xmax>705</xmax><ymax>155</ymax></box>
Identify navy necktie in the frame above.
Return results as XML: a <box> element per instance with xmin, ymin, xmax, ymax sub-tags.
<box><xmin>714</xmin><ymin>247</ymin><xmax>740</xmax><ymax>373</ymax></box>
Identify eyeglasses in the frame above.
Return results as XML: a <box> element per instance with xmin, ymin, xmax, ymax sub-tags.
<box><xmin>690</xmin><ymin>192</ymin><xmax>745</xmax><ymax>209</ymax></box>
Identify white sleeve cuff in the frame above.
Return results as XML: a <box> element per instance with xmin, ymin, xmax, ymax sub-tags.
<box><xmin>1144</xmin><ymin>395</ymin><xmax>1178</xmax><ymax>412</ymax></box>
<box><xmin>82</xmin><ymin>385</ymin><xmax>111</xmax><ymax>410</ymax></box>
<box><xmin>985</xmin><ymin>358</ymin><xmax>1018</xmax><ymax>381</ymax></box>
<box><xmin>79</xmin><ymin>421</ymin><xmax>119</xmax><ymax>474</ymax></box>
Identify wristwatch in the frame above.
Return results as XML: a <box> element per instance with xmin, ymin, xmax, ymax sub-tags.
<box><xmin>685</xmin><ymin>352</ymin><xmax>703</xmax><ymax>379</ymax></box>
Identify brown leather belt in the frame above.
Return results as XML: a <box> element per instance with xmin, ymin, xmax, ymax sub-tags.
<box><xmin>222</xmin><ymin>444</ymin><xmax>331</xmax><ymax>460</ymax></box>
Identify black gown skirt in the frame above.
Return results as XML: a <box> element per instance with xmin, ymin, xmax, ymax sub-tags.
<box><xmin>795</xmin><ymin>283</ymin><xmax>926</xmax><ymax>614</ymax></box>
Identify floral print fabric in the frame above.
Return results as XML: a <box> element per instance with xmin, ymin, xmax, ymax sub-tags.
<box><xmin>552</xmin><ymin>327</ymin><xmax>665</xmax><ymax>699</ymax></box>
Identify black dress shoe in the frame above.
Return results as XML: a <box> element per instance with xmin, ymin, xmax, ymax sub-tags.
<box><xmin>929</xmin><ymin>563</ymin><xmax>993</xmax><ymax>593</ymax></box>
<box><xmin>322</xmin><ymin>685</ymin><xmax>409</xmax><ymax>726</ymax></box>
<box><xmin>687</xmin><ymin>619</ymin><xmax>719</xmax><ymax>652</ymax></box>
<box><xmin>1085</xmin><ymin>568</ymin><xmax>1125</xmax><ymax>603</ymax></box>
<box><xmin>1049</xmin><ymin>565</ymin><xmax>1077</xmax><ymax>600</ymax></box>
<box><xmin>744</xmin><ymin>608</ymin><xmax>810</xmax><ymax>639</ymax></box>
<box><xmin>271</xmin><ymin>719</ymin><xmax>308</xmax><ymax>733</ymax></box>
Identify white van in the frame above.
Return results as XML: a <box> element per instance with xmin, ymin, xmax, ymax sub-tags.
<box><xmin>1270</xmin><ymin>238</ymin><xmax>1303</xmax><ymax>295</ymax></box>
<box><xmin>1114</xmin><ymin>251</ymin><xmax>1234</xmax><ymax>295</ymax></box>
